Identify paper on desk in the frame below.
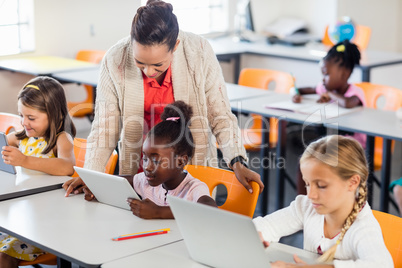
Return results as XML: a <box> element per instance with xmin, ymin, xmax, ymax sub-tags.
<box><xmin>265</xmin><ymin>96</ymin><xmax>363</xmax><ymax>120</ymax></box>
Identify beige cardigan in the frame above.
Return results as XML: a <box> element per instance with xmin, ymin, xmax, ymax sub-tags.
<box><xmin>84</xmin><ymin>31</ymin><xmax>246</xmax><ymax>174</ymax></box>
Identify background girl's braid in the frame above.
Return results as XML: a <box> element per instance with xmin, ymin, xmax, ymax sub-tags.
<box><xmin>318</xmin><ymin>177</ymin><xmax>368</xmax><ymax>263</ymax></box>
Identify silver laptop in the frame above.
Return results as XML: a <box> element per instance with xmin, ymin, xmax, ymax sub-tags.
<box><xmin>168</xmin><ymin>196</ymin><xmax>320</xmax><ymax>268</ymax></box>
<box><xmin>74</xmin><ymin>166</ymin><xmax>140</xmax><ymax>210</ymax></box>
<box><xmin>0</xmin><ymin>132</ymin><xmax>16</xmax><ymax>174</ymax></box>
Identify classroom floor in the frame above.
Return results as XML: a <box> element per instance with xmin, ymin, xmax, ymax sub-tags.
<box><xmin>21</xmin><ymin>117</ymin><xmax>401</xmax><ymax>268</ymax></box>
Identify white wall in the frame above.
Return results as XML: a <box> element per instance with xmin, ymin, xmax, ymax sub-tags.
<box><xmin>0</xmin><ymin>0</ymin><xmax>141</xmax><ymax>114</ymax></box>
<box><xmin>1</xmin><ymin>0</ymin><xmax>402</xmax><ymax>115</ymax></box>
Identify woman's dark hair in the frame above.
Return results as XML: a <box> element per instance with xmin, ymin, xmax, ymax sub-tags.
<box><xmin>131</xmin><ymin>0</ymin><xmax>179</xmax><ymax>51</ymax></box>
<box><xmin>147</xmin><ymin>101</ymin><xmax>194</xmax><ymax>158</ymax></box>
<box><xmin>324</xmin><ymin>39</ymin><xmax>361</xmax><ymax>72</ymax></box>
<box><xmin>16</xmin><ymin>76</ymin><xmax>76</xmax><ymax>154</ymax></box>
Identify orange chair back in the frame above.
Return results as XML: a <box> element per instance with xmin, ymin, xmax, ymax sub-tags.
<box><xmin>68</xmin><ymin>50</ymin><xmax>106</xmax><ymax>118</ymax></box>
<box><xmin>0</xmin><ymin>112</ymin><xmax>23</xmax><ymax>134</ymax></box>
<box><xmin>184</xmin><ymin>165</ymin><xmax>259</xmax><ymax>218</ymax></box>
<box><xmin>355</xmin><ymin>82</ymin><xmax>402</xmax><ymax>169</ymax></box>
<box><xmin>372</xmin><ymin>210</ymin><xmax>402</xmax><ymax>267</ymax></box>
<box><xmin>238</xmin><ymin>68</ymin><xmax>294</xmax><ymax>150</ymax></box>
<box><xmin>72</xmin><ymin>137</ymin><xmax>118</xmax><ymax>177</ymax></box>
<box><xmin>322</xmin><ymin>24</ymin><xmax>371</xmax><ymax>50</ymax></box>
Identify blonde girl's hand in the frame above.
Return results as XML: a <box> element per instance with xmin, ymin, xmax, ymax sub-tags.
<box><xmin>270</xmin><ymin>255</ymin><xmax>307</xmax><ymax>268</ymax></box>
<box><xmin>258</xmin><ymin>231</ymin><xmax>270</xmax><ymax>248</ymax></box>
<box><xmin>317</xmin><ymin>92</ymin><xmax>331</xmax><ymax>103</ymax></box>
<box><xmin>1</xmin><ymin>145</ymin><xmax>27</xmax><ymax>167</ymax></box>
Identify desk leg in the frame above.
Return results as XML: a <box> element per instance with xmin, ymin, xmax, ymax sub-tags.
<box><xmin>57</xmin><ymin>257</ymin><xmax>72</xmax><ymax>268</ymax></box>
<box><xmin>260</xmin><ymin>117</ymin><xmax>270</xmax><ymax>215</ymax></box>
<box><xmin>366</xmin><ymin>136</ymin><xmax>375</xmax><ymax>205</ymax></box>
<box><xmin>275</xmin><ymin>120</ymin><xmax>287</xmax><ymax>211</ymax></box>
<box><xmin>380</xmin><ymin>139</ymin><xmax>392</xmax><ymax>212</ymax></box>
<box><xmin>233</xmin><ymin>54</ymin><xmax>241</xmax><ymax>84</ymax></box>
<box><xmin>361</xmin><ymin>67</ymin><xmax>370</xmax><ymax>82</ymax></box>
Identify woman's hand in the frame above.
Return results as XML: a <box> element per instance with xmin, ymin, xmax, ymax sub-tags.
<box><xmin>63</xmin><ymin>177</ymin><xmax>86</xmax><ymax>197</ymax></box>
<box><xmin>2</xmin><ymin>145</ymin><xmax>27</xmax><ymax>167</ymax></box>
<box><xmin>232</xmin><ymin>162</ymin><xmax>264</xmax><ymax>194</ymax></box>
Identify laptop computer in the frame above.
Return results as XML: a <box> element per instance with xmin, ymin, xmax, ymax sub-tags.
<box><xmin>74</xmin><ymin>166</ymin><xmax>141</xmax><ymax>210</ymax></box>
<box><xmin>168</xmin><ymin>195</ymin><xmax>320</xmax><ymax>268</ymax></box>
<box><xmin>0</xmin><ymin>132</ymin><xmax>16</xmax><ymax>174</ymax></box>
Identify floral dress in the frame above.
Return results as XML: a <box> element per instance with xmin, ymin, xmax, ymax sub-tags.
<box><xmin>0</xmin><ymin>137</ymin><xmax>55</xmax><ymax>261</ymax></box>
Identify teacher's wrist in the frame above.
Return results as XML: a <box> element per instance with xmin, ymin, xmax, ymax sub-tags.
<box><xmin>230</xmin><ymin>156</ymin><xmax>248</xmax><ymax>170</ymax></box>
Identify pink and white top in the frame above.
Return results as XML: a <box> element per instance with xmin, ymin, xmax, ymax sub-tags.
<box><xmin>133</xmin><ymin>171</ymin><xmax>211</xmax><ymax>206</ymax></box>
<box><xmin>316</xmin><ymin>83</ymin><xmax>367</xmax><ymax>147</ymax></box>
<box><xmin>315</xmin><ymin>83</ymin><xmax>367</xmax><ymax>106</ymax></box>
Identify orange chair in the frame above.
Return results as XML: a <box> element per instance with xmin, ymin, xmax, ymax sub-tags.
<box><xmin>0</xmin><ymin>112</ymin><xmax>23</xmax><ymax>134</ymax></box>
<box><xmin>372</xmin><ymin>210</ymin><xmax>402</xmax><ymax>267</ymax></box>
<box><xmin>355</xmin><ymin>82</ymin><xmax>402</xmax><ymax>170</ymax></box>
<box><xmin>184</xmin><ymin>165</ymin><xmax>260</xmax><ymax>218</ymax></box>
<box><xmin>237</xmin><ymin>68</ymin><xmax>294</xmax><ymax>150</ymax></box>
<box><xmin>19</xmin><ymin>137</ymin><xmax>118</xmax><ymax>267</ymax></box>
<box><xmin>72</xmin><ymin>137</ymin><xmax>118</xmax><ymax>177</ymax></box>
<box><xmin>68</xmin><ymin>50</ymin><xmax>106</xmax><ymax>119</ymax></box>
<box><xmin>322</xmin><ymin>24</ymin><xmax>371</xmax><ymax>50</ymax></box>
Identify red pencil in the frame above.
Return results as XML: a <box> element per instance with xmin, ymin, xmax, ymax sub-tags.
<box><xmin>112</xmin><ymin>230</ymin><xmax>168</xmax><ymax>241</ymax></box>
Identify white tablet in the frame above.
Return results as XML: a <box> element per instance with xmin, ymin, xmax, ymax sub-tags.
<box><xmin>0</xmin><ymin>132</ymin><xmax>16</xmax><ymax>174</ymax></box>
<box><xmin>74</xmin><ymin>166</ymin><xmax>141</xmax><ymax>210</ymax></box>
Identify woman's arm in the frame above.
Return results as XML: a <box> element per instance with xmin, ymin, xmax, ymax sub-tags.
<box><xmin>200</xmin><ymin>38</ymin><xmax>263</xmax><ymax>193</ymax></box>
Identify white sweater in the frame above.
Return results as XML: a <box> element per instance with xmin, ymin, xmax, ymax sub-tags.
<box><xmin>84</xmin><ymin>31</ymin><xmax>246</xmax><ymax>174</ymax></box>
<box><xmin>253</xmin><ymin>195</ymin><xmax>393</xmax><ymax>268</ymax></box>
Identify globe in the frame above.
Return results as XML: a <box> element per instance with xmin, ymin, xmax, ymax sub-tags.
<box><xmin>328</xmin><ymin>17</ymin><xmax>355</xmax><ymax>44</ymax></box>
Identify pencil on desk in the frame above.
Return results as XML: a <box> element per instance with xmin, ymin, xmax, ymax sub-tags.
<box><xmin>112</xmin><ymin>230</ymin><xmax>168</xmax><ymax>241</ymax></box>
<box><xmin>116</xmin><ymin>228</ymin><xmax>170</xmax><ymax>238</ymax></box>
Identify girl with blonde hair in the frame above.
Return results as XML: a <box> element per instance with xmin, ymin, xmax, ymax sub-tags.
<box><xmin>253</xmin><ymin>135</ymin><xmax>392</xmax><ymax>267</ymax></box>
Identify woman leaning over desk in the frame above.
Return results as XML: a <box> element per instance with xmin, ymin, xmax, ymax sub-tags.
<box><xmin>64</xmin><ymin>0</ymin><xmax>263</xmax><ymax>195</ymax></box>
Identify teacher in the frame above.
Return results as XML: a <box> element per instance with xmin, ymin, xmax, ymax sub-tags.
<box><xmin>65</xmin><ymin>0</ymin><xmax>263</xmax><ymax>194</ymax></box>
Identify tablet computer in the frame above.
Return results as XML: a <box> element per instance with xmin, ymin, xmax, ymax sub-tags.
<box><xmin>74</xmin><ymin>166</ymin><xmax>141</xmax><ymax>210</ymax></box>
<box><xmin>0</xmin><ymin>132</ymin><xmax>16</xmax><ymax>174</ymax></box>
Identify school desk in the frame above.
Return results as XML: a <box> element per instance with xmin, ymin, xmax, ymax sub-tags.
<box><xmin>0</xmin><ymin>167</ymin><xmax>69</xmax><ymax>201</ymax></box>
<box><xmin>52</xmin><ymin>68</ymin><xmax>100</xmax><ymax>87</ymax></box>
<box><xmin>0</xmin><ymin>56</ymin><xmax>98</xmax><ymax>76</ymax></box>
<box><xmin>0</xmin><ymin>189</ymin><xmax>182</xmax><ymax>268</ymax></box>
<box><xmin>325</xmin><ymin>108</ymin><xmax>402</xmax><ymax>212</ymax></box>
<box><xmin>101</xmin><ymin>239</ymin><xmax>320</xmax><ymax>268</ymax></box>
<box><xmin>231</xmin><ymin>90</ymin><xmax>402</xmax><ymax>213</ymax></box>
<box><xmin>101</xmin><ymin>240</ymin><xmax>205</xmax><ymax>268</ymax></box>
<box><xmin>210</xmin><ymin>36</ymin><xmax>402</xmax><ymax>83</ymax></box>
<box><xmin>230</xmin><ymin>93</ymin><xmax>325</xmax><ymax>214</ymax></box>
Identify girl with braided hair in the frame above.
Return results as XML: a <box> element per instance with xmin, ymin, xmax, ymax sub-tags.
<box><xmin>253</xmin><ymin>135</ymin><xmax>393</xmax><ymax>267</ymax></box>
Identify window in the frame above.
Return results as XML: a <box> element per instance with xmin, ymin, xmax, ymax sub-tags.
<box><xmin>141</xmin><ymin>0</ymin><xmax>229</xmax><ymax>35</ymax></box>
<box><xmin>0</xmin><ymin>0</ymin><xmax>35</xmax><ymax>56</ymax></box>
